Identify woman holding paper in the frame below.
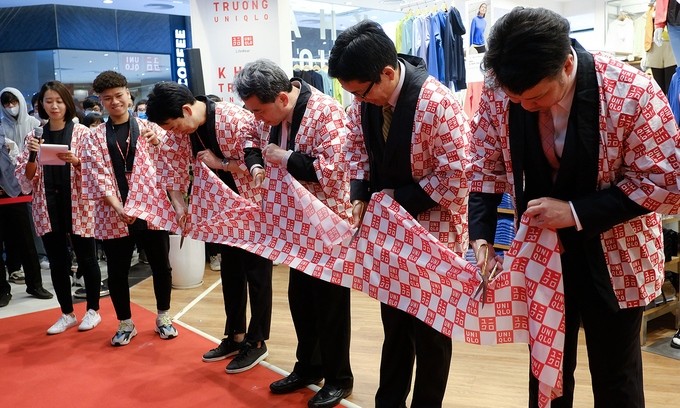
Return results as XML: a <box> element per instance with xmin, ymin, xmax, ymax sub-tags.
<box><xmin>17</xmin><ymin>80</ymin><xmax>103</xmax><ymax>335</ymax></box>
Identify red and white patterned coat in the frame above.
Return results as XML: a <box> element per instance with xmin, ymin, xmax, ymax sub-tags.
<box><xmin>15</xmin><ymin>125</ymin><xmax>96</xmax><ymax>237</ymax></box>
<box><xmin>156</xmin><ymin>102</ymin><xmax>263</xmax><ymax>205</ymax></box>
<box><xmin>344</xmin><ymin>76</ymin><xmax>471</xmax><ymax>255</ymax></box>
<box><xmin>80</xmin><ymin>119</ymin><xmax>182</xmax><ymax>239</ymax></box>
<box><xmin>468</xmin><ymin>52</ymin><xmax>680</xmax><ymax>308</ymax></box>
<box><xmin>246</xmin><ymin>86</ymin><xmax>351</xmax><ymax>218</ymax></box>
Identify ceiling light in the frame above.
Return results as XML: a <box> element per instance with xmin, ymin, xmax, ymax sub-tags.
<box><xmin>103</xmin><ymin>0</ymin><xmax>113</xmax><ymax>4</ymax></box>
<box><xmin>144</xmin><ymin>3</ymin><xmax>174</xmax><ymax>9</ymax></box>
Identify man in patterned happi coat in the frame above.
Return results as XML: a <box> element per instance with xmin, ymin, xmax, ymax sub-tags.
<box><xmin>234</xmin><ymin>58</ymin><xmax>353</xmax><ymax>408</ymax></box>
<box><xmin>467</xmin><ymin>7</ymin><xmax>680</xmax><ymax>408</ymax></box>
<box><xmin>145</xmin><ymin>82</ymin><xmax>274</xmax><ymax>374</ymax></box>
<box><xmin>81</xmin><ymin>71</ymin><xmax>186</xmax><ymax>347</ymax></box>
<box><xmin>329</xmin><ymin>20</ymin><xmax>470</xmax><ymax>408</ymax></box>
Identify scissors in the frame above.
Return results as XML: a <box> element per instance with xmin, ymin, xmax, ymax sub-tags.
<box><xmin>348</xmin><ymin>201</ymin><xmax>367</xmax><ymax>246</ymax></box>
<box><xmin>473</xmin><ymin>244</ymin><xmax>500</xmax><ymax>308</ymax></box>
<box><xmin>179</xmin><ymin>214</ymin><xmax>188</xmax><ymax>249</ymax></box>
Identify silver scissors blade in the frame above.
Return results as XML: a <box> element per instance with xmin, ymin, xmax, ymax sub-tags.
<box><xmin>348</xmin><ymin>226</ymin><xmax>362</xmax><ymax>246</ymax></box>
<box><xmin>179</xmin><ymin>213</ymin><xmax>188</xmax><ymax>249</ymax></box>
<box><xmin>474</xmin><ymin>272</ymin><xmax>488</xmax><ymax>307</ymax></box>
<box><xmin>474</xmin><ymin>263</ymin><xmax>498</xmax><ymax>308</ymax></box>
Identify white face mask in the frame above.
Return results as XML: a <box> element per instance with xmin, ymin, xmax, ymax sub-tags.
<box><xmin>8</xmin><ymin>106</ymin><xmax>20</xmax><ymax>116</ymax></box>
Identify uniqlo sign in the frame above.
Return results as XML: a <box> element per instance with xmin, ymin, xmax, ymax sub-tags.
<box><xmin>231</xmin><ymin>36</ymin><xmax>254</xmax><ymax>47</ymax></box>
<box><xmin>146</xmin><ymin>56</ymin><xmax>161</xmax><ymax>72</ymax></box>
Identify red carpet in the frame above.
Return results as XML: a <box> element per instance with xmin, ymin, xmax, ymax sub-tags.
<box><xmin>0</xmin><ymin>299</ymin><xmax>314</xmax><ymax>407</ymax></box>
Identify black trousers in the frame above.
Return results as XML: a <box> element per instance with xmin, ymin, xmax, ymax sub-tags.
<box><xmin>42</xmin><ymin>230</ymin><xmax>100</xmax><ymax>314</ymax></box>
<box><xmin>375</xmin><ymin>303</ymin><xmax>452</xmax><ymax>408</ymax></box>
<box><xmin>651</xmin><ymin>66</ymin><xmax>676</xmax><ymax>96</ymax></box>
<box><xmin>102</xmin><ymin>229</ymin><xmax>172</xmax><ymax>320</ymax></box>
<box><xmin>529</xmin><ymin>269</ymin><xmax>645</xmax><ymax>407</ymax></box>
<box><xmin>289</xmin><ymin>268</ymin><xmax>353</xmax><ymax>389</ymax></box>
<box><xmin>5</xmin><ymin>203</ymin><xmax>45</xmax><ymax>272</ymax></box>
<box><xmin>220</xmin><ymin>244</ymin><xmax>273</xmax><ymax>342</ymax></box>
<box><xmin>0</xmin><ymin>202</ymin><xmax>44</xmax><ymax>293</ymax></box>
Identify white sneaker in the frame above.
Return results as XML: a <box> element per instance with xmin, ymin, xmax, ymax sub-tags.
<box><xmin>40</xmin><ymin>258</ymin><xmax>50</xmax><ymax>270</ymax></box>
<box><xmin>155</xmin><ymin>315</ymin><xmax>178</xmax><ymax>339</ymax></box>
<box><xmin>209</xmin><ymin>254</ymin><xmax>221</xmax><ymax>271</ymax></box>
<box><xmin>78</xmin><ymin>309</ymin><xmax>101</xmax><ymax>331</ymax></box>
<box><xmin>47</xmin><ymin>314</ymin><xmax>78</xmax><ymax>334</ymax></box>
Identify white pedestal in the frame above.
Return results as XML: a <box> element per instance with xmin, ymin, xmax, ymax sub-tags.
<box><xmin>169</xmin><ymin>235</ymin><xmax>205</xmax><ymax>289</ymax></box>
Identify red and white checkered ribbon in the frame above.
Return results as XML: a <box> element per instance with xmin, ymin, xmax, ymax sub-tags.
<box><xmin>139</xmin><ymin>162</ymin><xmax>564</xmax><ymax>407</ymax></box>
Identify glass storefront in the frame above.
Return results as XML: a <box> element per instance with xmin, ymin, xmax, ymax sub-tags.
<box><xmin>290</xmin><ymin>0</ymin><xmax>404</xmax><ymax>69</ymax></box>
<box><xmin>0</xmin><ymin>49</ymin><xmax>172</xmax><ymax>110</ymax></box>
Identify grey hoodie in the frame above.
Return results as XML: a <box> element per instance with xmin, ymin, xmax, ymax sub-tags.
<box><xmin>0</xmin><ymin>87</ymin><xmax>41</xmax><ymax>152</ymax></box>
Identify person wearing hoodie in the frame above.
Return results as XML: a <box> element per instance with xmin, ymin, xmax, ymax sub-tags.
<box><xmin>1</xmin><ymin>87</ymin><xmax>40</xmax><ymax>152</ymax></box>
<box><xmin>1</xmin><ymin>87</ymin><xmax>52</xmax><ymax>294</ymax></box>
<box><xmin>0</xmin><ymin>137</ymin><xmax>53</xmax><ymax>305</ymax></box>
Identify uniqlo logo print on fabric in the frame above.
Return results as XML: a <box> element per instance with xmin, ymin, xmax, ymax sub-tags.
<box><xmin>130</xmin><ymin>163</ymin><xmax>564</xmax><ymax>407</ymax></box>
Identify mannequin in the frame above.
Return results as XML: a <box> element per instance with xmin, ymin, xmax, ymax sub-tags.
<box><xmin>647</xmin><ymin>2</ymin><xmax>677</xmax><ymax>95</ymax></box>
<box><xmin>654</xmin><ymin>0</ymin><xmax>680</xmax><ymax>60</ymax></box>
<box><xmin>469</xmin><ymin>3</ymin><xmax>487</xmax><ymax>53</ymax></box>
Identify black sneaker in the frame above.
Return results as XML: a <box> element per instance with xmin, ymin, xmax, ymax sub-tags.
<box><xmin>225</xmin><ymin>342</ymin><xmax>268</xmax><ymax>374</ymax></box>
<box><xmin>0</xmin><ymin>292</ymin><xmax>11</xmax><ymax>307</ymax></box>
<box><xmin>99</xmin><ymin>281</ymin><xmax>109</xmax><ymax>297</ymax></box>
<box><xmin>27</xmin><ymin>287</ymin><xmax>54</xmax><ymax>299</ymax></box>
<box><xmin>139</xmin><ymin>249</ymin><xmax>149</xmax><ymax>264</ymax></box>
<box><xmin>202</xmin><ymin>338</ymin><xmax>244</xmax><ymax>362</ymax></box>
<box><xmin>74</xmin><ymin>287</ymin><xmax>86</xmax><ymax>299</ymax></box>
<box><xmin>74</xmin><ymin>281</ymin><xmax>109</xmax><ymax>299</ymax></box>
<box><xmin>8</xmin><ymin>271</ymin><xmax>25</xmax><ymax>284</ymax></box>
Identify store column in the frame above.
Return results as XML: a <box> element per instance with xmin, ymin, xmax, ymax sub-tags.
<box><xmin>190</xmin><ymin>0</ymin><xmax>292</xmax><ymax>103</ymax></box>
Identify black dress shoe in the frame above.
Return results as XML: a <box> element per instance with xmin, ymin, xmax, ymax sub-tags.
<box><xmin>0</xmin><ymin>292</ymin><xmax>11</xmax><ymax>307</ymax></box>
<box><xmin>270</xmin><ymin>372</ymin><xmax>322</xmax><ymax>394</ymax></box>
<box><xmin>27</xmin><ymin>287</ymin><xmax>54</xmax><ymax>299</ymax></box>
<box><xmin>307</xmin><ymin>385</ymin><xmax>352</xmax><ymax>408</ymax></box>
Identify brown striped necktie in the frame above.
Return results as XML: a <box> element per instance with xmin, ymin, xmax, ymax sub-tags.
<box><xmin>382</xmin><ymin>104</ymin><xmax>393</xmax><ymax>141</ymax></box>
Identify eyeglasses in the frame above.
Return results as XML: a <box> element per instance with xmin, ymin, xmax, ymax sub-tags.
<box><xmin>352</xmin><ymin>81</ymin><xmax>375</xmax><ymax>100</ymax></box>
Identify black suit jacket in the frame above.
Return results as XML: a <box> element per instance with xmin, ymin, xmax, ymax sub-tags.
<box><xmin>351</xmin><ymin>54</ymin><xmax>438</xmax><ymax>218</ymax></box>
<box><xmin>468</xmin><ymin>41</ymin><xmax>649</xmax><ymax>311</ymax></box>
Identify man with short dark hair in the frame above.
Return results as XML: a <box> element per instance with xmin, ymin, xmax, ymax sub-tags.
<box><xmin>234</xmin><ymin>58</ymin><xmax>353</xmax><ymax>408</ymax></box>
<box><xmin>146</xmin><ymin>81</ymin><xmax>274</xmax><ymax>374</ymax></box>
<box><xmin>82</xmin><ymin>70</ymin><xmax>186</xmax><ymax>346</ymax></box>
<box><xmin>467</xmin><ymin>7</ymin><xmax>680</xmax><ymax>407</ymax></box>
<box><xmin>329</xmin><ymin>19</ymin><xmax>470</xmax><ymax>408</ymax></box>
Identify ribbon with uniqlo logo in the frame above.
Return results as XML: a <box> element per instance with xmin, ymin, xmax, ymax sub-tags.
<box><xmin>159</xmin><ymin>162</ymin><xmax>566</xmax><ymax>407</ymax></box>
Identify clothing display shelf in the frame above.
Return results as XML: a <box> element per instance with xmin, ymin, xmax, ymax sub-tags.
<box><xmin>640</xmin><ymin>214</ymin><xmax>680</xmax><ymax>345</ymax></box>
<box><xmin>605</xmin><ymin>0</ymin><xmax>649</xmax><ymax>59</ymax></box>
<box><xmin>493</xmin><ymin>193</ymin><xmax>515</xmax><ymax>252</ymax></box>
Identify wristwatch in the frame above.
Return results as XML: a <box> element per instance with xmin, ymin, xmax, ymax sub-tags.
<box><xmin>221</xmin><ymin>158</ymin><xmax>230</xmax><ymax>170</ymax></box>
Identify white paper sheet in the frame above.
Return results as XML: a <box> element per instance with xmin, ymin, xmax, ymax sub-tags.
<box><xmin>39</xmin><ymin>144</ymin><xmax>69</xmax><ymax>166</ymax></box>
